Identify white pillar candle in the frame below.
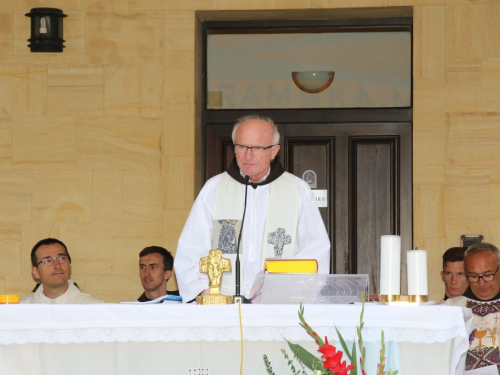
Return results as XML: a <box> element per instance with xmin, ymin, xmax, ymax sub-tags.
<box><xmin>379</xmin><ymin>235</ymin><xmax>401</xmax><ymax>295</ymax></box>
<box><xmin>407</xmin><ymin>250</ymin><xmax>428</xmax><ymax>295</ymax></box>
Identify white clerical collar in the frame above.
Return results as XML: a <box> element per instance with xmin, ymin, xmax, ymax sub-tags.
<box><xmin>240</xmin><ymin>168</ymin><xmax>271</xmax><ymax>184</ymax></box>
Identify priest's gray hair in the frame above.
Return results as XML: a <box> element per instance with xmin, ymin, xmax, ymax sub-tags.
<box><xmin>232</xmin><ymin>114</ymin><xmax>280</xmax><ymax>145</ymax></box>
<box><xmin>465</xmin><ymin>242</ymin><xmax>500</xmax><ymax>262</ymax></box>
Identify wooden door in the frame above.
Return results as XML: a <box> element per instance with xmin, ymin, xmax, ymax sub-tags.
<box><xmin>205</xmin><ymin>120</ymin><xmax>412</xmax><ymax>294</ymax></box>
<box><xmin>198</xmin><ymin>6</ymin><xmax>414</xmax><ymax>295</ymax></box>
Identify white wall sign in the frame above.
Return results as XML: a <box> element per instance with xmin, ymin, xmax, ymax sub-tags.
<box><xmin>312</xmin><ymin>190</ymin><xmax>327</xmax><ymax>207</ymax></box>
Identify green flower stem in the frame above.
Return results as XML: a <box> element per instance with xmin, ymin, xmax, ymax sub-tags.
<box><xmin>357</xmin><ymin>291</ymin><xmax>366</xmax><ymax>375</ymax></box>
<box><xmin>298</xmin><ymin>304</ymin><xmax>325</xmax><ymax>347</ymax></box>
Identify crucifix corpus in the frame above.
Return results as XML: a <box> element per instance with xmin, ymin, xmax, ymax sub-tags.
<box><xmin>196</xmin><ymin>249</ymin><xmax>234</xmax><ymax>305</ymax></box>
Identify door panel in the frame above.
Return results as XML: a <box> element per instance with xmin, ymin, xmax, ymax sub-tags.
<box><xmin>205</xmin><ymin>124</ymin><xmax>233</xmax><ymax>180</ymax></box>
<box><xmin>351</xmin><ymin>137</ymin><xmax>398</xmax><ymax>294</ymax></box>
<box><xmin>284</xmin><ymin>138</ymin><xmax>335</xmax><ymax>251</ymax></box>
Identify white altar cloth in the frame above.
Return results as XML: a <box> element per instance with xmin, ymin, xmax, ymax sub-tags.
<box><xmin>0</xmin><ymin>303</ymin><xmax>471</xmax><ymax>375</ymax></box>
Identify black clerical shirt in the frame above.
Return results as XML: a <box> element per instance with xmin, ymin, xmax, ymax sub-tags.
<box><xmin>137</xmin><ymin>290</ymin><xmax>180</xmax><ymax>302</ymax></box>
<box><xmin>462</xmin><ymin>286</ymin><xmax>500</xmax><ymax>302</ymax></box>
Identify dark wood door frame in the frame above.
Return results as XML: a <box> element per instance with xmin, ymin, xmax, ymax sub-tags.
<box><xmin>196</xmin><ymin>8</ymin><xmax>413</xmax><ymax>293</ymax></box>
<box><xmin>195</xmin><ymin>7</ymin><xmax>413</xmax><ymax>191</ymax></box>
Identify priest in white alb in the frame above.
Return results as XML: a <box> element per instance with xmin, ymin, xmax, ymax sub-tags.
<box><xmin>174</xmin><ymin>114</ymin><xmax>331</xmax><ymax>303</ymax></box>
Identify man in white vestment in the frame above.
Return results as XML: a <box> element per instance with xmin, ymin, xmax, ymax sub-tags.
<box><xmin>21</xmin><ymin>238</ymin><xmax>103</xmax><ymax>304</ymax></box>
<box><xmin>445</xmin><ymin>242</ymin><xmax>500</xmax><ymax>371</ymax></box>
<box><xmin>174</xmin><ymin>114</ymin><xmax>331</xmax><ymax>303</ymax></box>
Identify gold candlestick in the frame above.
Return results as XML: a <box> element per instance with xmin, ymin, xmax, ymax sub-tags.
<box><xmin>408</xmin><ymin>295</ymin><xmax>428</xmax><ymax>303</ymax></box>
<box><xmin>379</xmin><ymin>294</ymin><xmax>401</xmax><ymax>303</ymax></box>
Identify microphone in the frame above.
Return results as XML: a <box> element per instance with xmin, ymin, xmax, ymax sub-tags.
<box><xmin>234</xmin><ymin>175</ymin><xmax>251</xmax><ymax>304</ymax></box>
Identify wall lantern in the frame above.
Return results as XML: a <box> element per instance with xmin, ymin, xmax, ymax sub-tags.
<box><xmin>25</xmin><ymin>8</ymin><xmax>67</xmax><ymax>53</ymax></box>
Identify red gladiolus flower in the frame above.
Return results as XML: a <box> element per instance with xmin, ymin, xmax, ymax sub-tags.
<box><xmin>318</xmin><ymin>337</ymin><xmax>337</xmax><ymax>359</ymax></box>
<box><xmin>333</xmin><ymin>360</ymin><xmax>355</xmax><ymax>375</ymax></box>
<box><xmin>318</xmin><ymin>337</ymin><xmax>348</xmax><ymax>375</ymax></box>
<box><xmin>323</xmin><ymin>352</ymin><xmax>342</xmax><ymax>370</ymax></box>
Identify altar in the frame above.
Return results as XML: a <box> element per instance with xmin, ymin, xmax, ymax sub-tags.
<box><xmin>0</xmin><ymin>303</ymin><xmax>471</xmax><ymax>375</ymax></box>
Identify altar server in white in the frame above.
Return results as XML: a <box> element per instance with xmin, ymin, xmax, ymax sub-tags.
<box><xmin>174</xmin><ymin>114</ymin><xmax>330</xmax><ymax>302</ymax></box>
<box><xmin>21</xmin><ymin>238</ymin><xmax>103</xmax><ymax>304</ymax></box>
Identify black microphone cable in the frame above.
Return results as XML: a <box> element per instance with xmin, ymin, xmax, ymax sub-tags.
<box><xmin>234</xmin><ymin>175</ymin><xmax>250</xmax><ymax>300</ymax></box>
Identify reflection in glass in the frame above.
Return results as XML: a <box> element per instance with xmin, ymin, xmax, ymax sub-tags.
<box><xmin>207</xmin><ymin>31</ymin><xmax>411</xmax><ymax>109</ymax></box>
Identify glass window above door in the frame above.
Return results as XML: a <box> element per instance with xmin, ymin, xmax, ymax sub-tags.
<box><xmin>207</xmin><ymin>30</ymin><xmax>411</xmax><ymax>109</ymax></box>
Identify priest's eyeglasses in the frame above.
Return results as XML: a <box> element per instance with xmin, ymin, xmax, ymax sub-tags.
<box><xmin>234</xmin><ymin>144</ymin><xmax>275</xmax><ymax>153</ymax></box>
<box><xmin>466</xmin><ymin>265</ymin><xmax>500</xmax><ymax>283</ymax></box>
<box><xmin>37</xmin><ymin>255</ymin><xmax>69</xmax><ymax>267</ymax></box>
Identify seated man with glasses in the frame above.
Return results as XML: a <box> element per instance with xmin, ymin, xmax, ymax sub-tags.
<box><xmin>440</xmin><ymin>246</ymin><xmax>468</xmax><ymax>301</ymax></box>
<box><xmin>174</xmin><ymin>114</ymin><xmax>330</xmax><ymax>303</ymax></box>
<box><xmin>445</xmin><ymin>242</ymin><xmax>500</xmax><ymax>371</ymax></box>
<box><xmin>21</xmin><ymin>238</ymin><xmax>103</xmax><ymax>304</ymax></box>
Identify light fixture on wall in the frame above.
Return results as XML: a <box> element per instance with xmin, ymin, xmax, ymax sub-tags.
<box><xmin>25</xmin><ymin>8</ymin><xmax>67</xmax><ymax>52</ymax></box>
<box><xmin>460</xmin><ymin>234</ymin><xmax>484</xmax><ymax>248</ymax></box>
<box><xmin>292</xmin><ymin>71</ymin><xmax>335</xmax><ymax>94</ymax></box>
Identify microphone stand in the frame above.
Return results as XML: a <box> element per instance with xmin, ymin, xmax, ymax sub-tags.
<box><xmin>234</xmin><ymin>175</ymin><xmax>252</xmax><ymax>304</ymax></box>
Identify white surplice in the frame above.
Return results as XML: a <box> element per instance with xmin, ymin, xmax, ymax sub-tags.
<box><xmin>174</xmin><ymin>173</ymin><xmax>331</xmax><ymax>303</ymax></box>
<box><xmin>20</xmin><ymin>280</ymin><xmax>104</xmax><ymax>304</ymax></box>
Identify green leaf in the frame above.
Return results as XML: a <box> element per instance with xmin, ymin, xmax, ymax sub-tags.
<box><xmin>262</xmin><ymin>354</ymin><xmax>275</xmax><ymax>375</ymax></box>
<box><xmin>287</xmin><ymin>341</ymin><xmax>323</xmax><ymax>371</ymax></box>
<box><xmin>335</xmin><ymin>326</ymin><xmax>352</xmax><ymax>359</ymax></box>
<box><xmin>332</xmin><ymin>326</ymin><xmax>358</xmax><ymax>375</ymax></box>
<box><xmin>351</xmin><ymin>342</ymin><xmax>358</xmax><ymax>375</ymax></box>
